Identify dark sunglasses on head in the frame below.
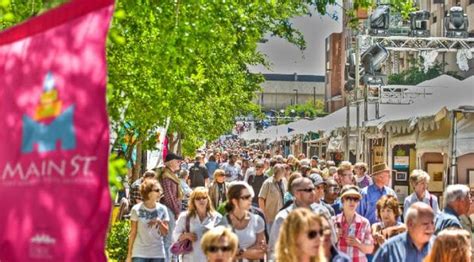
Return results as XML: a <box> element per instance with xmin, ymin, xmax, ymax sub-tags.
<box><xmin>195</xmin><ymin>196</ymin><xmax>208</xmax><ymax>201</ymax></box>
<box><xmin>207</xmin><ymin>245</ymin><xmax>233</xmax><ymax>253</ymax></box>
<box><xmin>240</xmin><ymin>194</ymin><xmax>252</xmax><ymax>200</ymax></box>
<box><xmin>307</xmin><ymin>229</ymin><xmax>324</xmax><ymax>239</ymax></box>
<box><xmin>344</xmin><ymin>196</ymin><xmax>360</xmax><ymax>202</ymax></box>
<box><xmin>298</xmin><ymin>188</ymin><xmax>315</xmax><ymax>193</ymax></box>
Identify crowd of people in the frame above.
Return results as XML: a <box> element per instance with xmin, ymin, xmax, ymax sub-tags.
<box><xmin>123</xmin><ymin>140</ymin><xmax>474</xmax><ymax>262</ymax></box>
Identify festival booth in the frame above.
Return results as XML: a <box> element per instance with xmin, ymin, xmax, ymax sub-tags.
<box><xmin>363</xmin><ymin>75</ymin><xmax>474</xmax><ymax>201</ymax></box>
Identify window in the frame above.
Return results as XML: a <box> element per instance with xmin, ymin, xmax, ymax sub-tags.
<box><xmin>433</xmin><ymin>15</ymin><xmax>437</xmax><ymax>24</ymax></box>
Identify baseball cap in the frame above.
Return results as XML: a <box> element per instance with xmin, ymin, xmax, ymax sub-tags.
<box><xmin>310</xmin><ymin>174</ymin><xmax>326</xmax><ymax>186</ymax></box>
<box><xmin>165</xmin><ymin>152</ymin><xmax>183</xmax><ymax>162</ymax></box>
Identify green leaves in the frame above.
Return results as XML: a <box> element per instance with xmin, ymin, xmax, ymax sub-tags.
<box><xmin>0</xmin><ymin>0</ymin><xmax>342</xmax><ymax>157</ymax></box>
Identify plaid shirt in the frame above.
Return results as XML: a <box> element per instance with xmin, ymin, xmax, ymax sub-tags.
<box><xmin>332</xmin><ymin>213</ymin><xmax>373</xmax><ymax>262</ymax></box>
<box><xmin>129</xmin><ymin>178</ymin><xmax>143</xmax><ymax>205</ymax></box>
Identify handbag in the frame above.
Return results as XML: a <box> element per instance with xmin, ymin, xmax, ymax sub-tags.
<box><xmin>170</xmin><ymin>214</ymin><xmax>193</xmax><ymax>255</ymax></box>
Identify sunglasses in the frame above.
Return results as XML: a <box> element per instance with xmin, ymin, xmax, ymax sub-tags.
<box><xmin>195</xmin><ymin>196</ymin><xmax>208</xmax><ymax>201</ymax></box>
<box><xmin>307</xmin><ymin>229</ymin><xmax>324</xmax><ymax>239</ymax></box>
<box><xmin>344</xmin><ymin>196</ymin><xmax>360</xmax><ymax>202</ymax></box>
<box><xmin>207</xmin><ymin>245</ymin><xmax>233</xmax><ymax>253</ymax></box>
<box><xmin>298</xmin><ymin>188</ymin><xmax>315</xmax><ymax>193</ymax></box>
<box><xmin>240</xmin><ymin>195</ymin><xmax>252</xmax><ymax>200</ymax></box>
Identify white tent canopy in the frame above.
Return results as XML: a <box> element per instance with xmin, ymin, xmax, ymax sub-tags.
<box><xmin>240</xmin><ymin>75</ymin><xmax>474</xmax><ymax>142</ymax></box>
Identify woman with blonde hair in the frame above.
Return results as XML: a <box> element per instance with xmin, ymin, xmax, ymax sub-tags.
<box><xmin>207</xmin><ymin>169</ymin><xmax>229</xmax><ymax>209</ymax></box>
<box><xmin>172</xmin><ymin>187</ymin><xmax>225</xmax><ymax>262</ymax></box>
<box><xmin>423</xmin><ymin>228</ymin><xmax>471</xmax><ymax>262</ymax></box>
<box><xmin>275</xmin><ymin>208</ymin><xmax>326</xmax><ymax>262</ymax></box>
<box><xmin>403</xmin><ymin>169</ymin><xmax>440</xmax><ymax>218</ymax></box>
<box><xmin>201</xmin><ymin>226</ymin><xmax>239</xmax><ymax>262</ymax></box>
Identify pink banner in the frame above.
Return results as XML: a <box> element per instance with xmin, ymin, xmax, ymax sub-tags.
<box><xmin>0</xmin><ymin>1</ymin><xmax>114</xmax><ymax>261</ymax></box>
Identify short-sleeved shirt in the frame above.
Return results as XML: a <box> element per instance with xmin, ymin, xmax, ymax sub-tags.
<box><xmin>205</xmin><ymin>161</ymin><xmax>219</xmax><ymax>180</ymax></box>
<box><xmin>188</xmin><ymin>163</ymin><xmax>209</xmax><ymax>188</ymax></box>
<box><xmin>258</xmin><ymin>176</ymin><xmax>286</xmax><ymax>223</ymax></box>
<box><xmin>372</xmin><ymin>232</ymin><xmax>434</xmax><ymax>262</ymax></box>
<box><xmin>357</xmin><ymin>184</ymin><xmax>397</xmax><ymax>224</ymax></box>
<box><xmin>130</xmin><ymin>202</ymin><xmax>170</xmax><ymax>259</ymax></box>
<box><xmin>403</xmin><ymin>191</ymin><xmax>440</xmax><ymax>219</ymax></box>
<box><xmin>172</xmin><ymin>211</ymin><xmax>225</xmax><ymax>262</ymax></box>
<box><xmin>332</xmin><ymin>213</ymin><xmax>373</xmax><ymax>262</ymax></box>
<box><xmin>221</xmin><ymin>162</ymin><xmax>242</xmax><ymax>182</ymax></box>
<box><xmin>233</xmin><ymin>213</ymin><xmax>265</xmax><ymax>249</ymax></box>
<box><xmin>269</xmin><ymin>203</ymin><xmax>333</xmax><ymax>257</ymax></box>
<box><xmin>247</xmin><ymin>174</ymin><xmax>268</xmax><ymax>205</ymax></box>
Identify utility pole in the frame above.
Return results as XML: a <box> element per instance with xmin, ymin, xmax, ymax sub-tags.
<box><xmin>345</xmin><ymin>93</ymin><xmax>350</xmax><ymax>161</ymax></box>
<box><xmin>355</xmin><ymin>36</ymin><xmax>361</xmax><ymax>162</ymax></box>
<box><xmin>313</xmin><ymin>86</ymin><xmax>316</xmax><ymax>108</ymax></box>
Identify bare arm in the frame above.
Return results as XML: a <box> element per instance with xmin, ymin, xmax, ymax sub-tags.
<box><xmin>258</xmin><ymin>197</ymin><xmax>266</xmax><ymax>213</ymax></box>
<box><xmin>126</xmin><ymin>221</ymin><xmax>138</xmax><ymax>262</ymax></box>
<box><xmin>241</xmin><ymin>232</ymin><xmax>266</xmax><ymax>260</ymax></box>
<box><xmin>158</xmin><ymin>220</ymin><xmax>169</xmax><ymax>236</ymax></box>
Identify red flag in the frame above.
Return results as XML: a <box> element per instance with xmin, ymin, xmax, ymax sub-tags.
<box><xmin>0</xmin><ymin>0</ymin><xmax>114</xmax><ymax>261</ymax></box>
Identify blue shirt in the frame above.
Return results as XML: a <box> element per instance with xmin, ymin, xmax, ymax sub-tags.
<box><xmin>372</xmin><ymin>232</ymin><xmax>434</xmax><ymax>262</ymax></box>
<box><xmin>205</xmin><ymin>161</ymin><xmax>219</xmax><ymax>180</ymax></box>
<box><xmin>331</xmin><ymin>198</ymin><xmax>342</xmax><ymax>215</ymax></box>
<box><xmin>357</xmin><ymin>184</ymin><xmax>397</xmax><ymax>224</ymax></box>
<box><xmin>434</xmin><ymin>206</ymin><xmax>462</xmax><ymax>235</ymax></box>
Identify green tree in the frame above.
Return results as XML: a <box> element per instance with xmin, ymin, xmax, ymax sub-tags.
<box><xmin>388</xmin><ymin>60</ymin><xmax>463</xmax><ymax>85</ymax></box>
<box><xmin>106</xmin><ymin>0</ymin><xmax>341</xmax><ymax>166</ymax></box>
<box><xmin>284</xmin><ymin>100</ymin><xmax>325</xmax><ymax>118</ymax></box>
<box><xmin>1</xmin><ymin>0</ymin><xmax>343</xmax><ymax>177</ymax></box>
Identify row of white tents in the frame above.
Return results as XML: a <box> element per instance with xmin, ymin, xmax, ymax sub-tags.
<box><xmin>240</xmin><ymin>75</ymin><xmax>474</xmax><ymax>156</ymax></box>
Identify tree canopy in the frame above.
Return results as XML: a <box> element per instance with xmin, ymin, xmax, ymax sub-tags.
<box><xmin>1</xmin><ymin>0</ymin><xmax>341</xmax><ymax>159</ymax></box>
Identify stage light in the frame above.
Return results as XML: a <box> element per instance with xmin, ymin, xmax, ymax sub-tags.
<box><xmin>369</xmin><ymin>5</ymin><xmax>390</xmax><ymax>36</ymax></box>
<box><xmin>445</xmin><ymin>6</ymin><xmax>469</xmax><ymax>38</ymax></box>
<box><xmin>410</xmin><ymin>10</ymin><xmax>430</xmax><ymax>37</ymax></box>
<box><xmin>361</xmin><ymin>43</ymin><xmax>389</xmax><ymax>76</ymax></box>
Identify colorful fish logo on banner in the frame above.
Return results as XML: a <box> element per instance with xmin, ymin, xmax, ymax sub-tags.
<box><xmin>0</xmin><ymin>1</ymin><xmax>114</xmax><ymax>261</ymax></box>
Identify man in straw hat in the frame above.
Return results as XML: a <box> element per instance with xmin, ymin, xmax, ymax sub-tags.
<box><xmin>357</xmin><ymin>163</ymin><xmax>397</xmax><ymax>224</ymax></box>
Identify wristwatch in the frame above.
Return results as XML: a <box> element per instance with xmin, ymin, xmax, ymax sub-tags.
<box><xmin>237</xmin><ymin>248</ymin><xmax>246</xmax><ymax>256</ymax></box>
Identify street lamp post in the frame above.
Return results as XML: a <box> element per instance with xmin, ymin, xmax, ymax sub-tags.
<box><xmin>293</xmin><ymin>89</ymin><xmax>299</xmax><ymax>104</ymax></box>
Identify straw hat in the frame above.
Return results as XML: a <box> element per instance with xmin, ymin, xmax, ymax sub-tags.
<box><xmin>340</xmin><ymin>186</ymin><xmax>362</xmax><ymax>199</ymax></box>
<box><xmin>371</xmin><ymin>163</ymin><xmax>391</xmax><ymax>176</ymax></box>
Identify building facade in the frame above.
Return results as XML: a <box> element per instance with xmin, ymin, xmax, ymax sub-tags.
<box><xmin>254</xmin><ymin>73</ymin><xmax>325</xmax><ymax>111</ymax></box>
<box><xmin>325</xmin><ymin>33</ymin><xmax>346</xmax><ymax>113</ymax></box>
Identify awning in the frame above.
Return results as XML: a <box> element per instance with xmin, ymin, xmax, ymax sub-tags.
<box><xmin>389</xmin><ymin>130</ymin><xmax>418</xmax><ymax>148</ymax></box>
<box><xmin>416</xmin><ymin>117</ymin><xmax>451</xmax><ymax>155</ymax></box>
<box><xmin>457</xmin><ymin>114</ymin><xmax>474</xmax><ymax>156</ymax></box>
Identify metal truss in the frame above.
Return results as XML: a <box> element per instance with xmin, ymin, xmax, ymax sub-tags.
<box><xmin>369</xmin><ymin>36</ymin><xmax>474</xmax><ymax>52</ymax></box>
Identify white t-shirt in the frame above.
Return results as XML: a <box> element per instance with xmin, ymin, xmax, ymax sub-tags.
<box><xmin>234</xmin><ymin>213</ymin><xmax>265</xmax><ymax>249</ymax></box>
<box><xmin>130</xmin><ymin>202</ymin><xmax>170</xmax><ymax>259</ymax></box>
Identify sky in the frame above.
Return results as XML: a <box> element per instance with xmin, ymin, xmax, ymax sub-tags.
<box><xmin>249</xmin><ymin>4</ymin><xmax>342</xmax><ymax>76</ymax></box>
